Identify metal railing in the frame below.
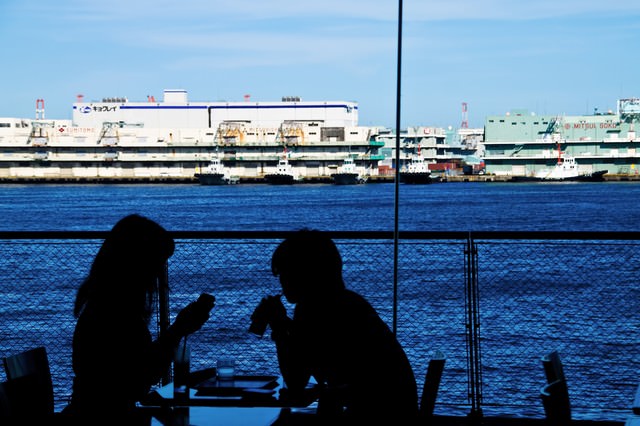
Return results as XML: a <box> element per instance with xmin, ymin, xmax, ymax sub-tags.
<box><xmin>0</xmin><ymin>231</ymin><xmax>638</xmax><ymax>421</ymax></box>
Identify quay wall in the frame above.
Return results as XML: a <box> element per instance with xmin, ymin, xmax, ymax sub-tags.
<box><xmin>0</xmin><ymin>173</ymin><xmax>638</xmax><ymax>183</ymax></box>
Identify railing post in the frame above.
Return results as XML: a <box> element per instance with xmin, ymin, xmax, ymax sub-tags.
<box><xmin>158</xmin><ymin>260</ymin><xmax>171</xmax><ymax>385</ymax></box>
<box><xmin>464</xmin><ymin>233</ymin><xmax>483</xmax><ymax>419</ymax></box>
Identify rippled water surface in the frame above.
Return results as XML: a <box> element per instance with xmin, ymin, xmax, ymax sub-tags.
<box><xmin>0</xmin><ymin>181</ymin><xmax>638</xmax><ymax>421</ymax></box>
<box><xmin>0</xmin><ymin>181</ymin><xmax>638</xmax><ymax>231</ymax></box>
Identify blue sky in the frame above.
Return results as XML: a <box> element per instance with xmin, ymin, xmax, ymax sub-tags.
<box><xmin>1</xmin><ymin>0</ymin><xmax>639</xmax><ymax>128</ymax></box>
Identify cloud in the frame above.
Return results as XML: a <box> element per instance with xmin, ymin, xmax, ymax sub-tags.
<box><xmin>16</xmin><ymin>0</ymin><xmax>640</xmax><ymax>24</ymax></box>
<box><xmin>2</xmin><ymin>0</ymin><xmax>639</xmax><ymax>124</ymax></box>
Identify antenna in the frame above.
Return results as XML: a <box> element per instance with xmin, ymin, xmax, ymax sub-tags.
<box><xmin>461</xmin><ymin>102</ymin><xmax>469</xmax><ymax>129</ymax></box>
<box><xmin>35</xmin><ymin>99</ymin><xmax>45</xmax><ymax>120</ymax></box>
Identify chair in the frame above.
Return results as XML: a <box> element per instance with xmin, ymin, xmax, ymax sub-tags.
<box><xmin>419</xmin><ymin>350</ymin><xmax>446</xmax><ymax>421</ymax></box>
<box><xmin>0</xmin><ymin>380</ymin><xmax>12</xmax><ymax>419</ymax></box>
<box><xmin>540</xmin><ymin>351</ymin><xmax>574</xmax><ymax>425</ymax></box>
<box><xmin>2</xmin><ymin>346</ymin><xmax>55</xmax><ymax>418</ymax></box>
<box><xmin>540</xmin><ymin>378</ymin><xmax>571</xmax><ymax>426</ymax></box>
<box><xmin>633</xmin><ymin>381</ymin><xmax>640</xmax><ymax>415</ymax></box>
<box><xmin>627</xmin><ymin>417</ymin><xmax>640</xmax><ymax>426</ymax></box>
<box><xmin>626</xmin><ymin>382</ymin><xmax>640</xmax><ymax>426</ymax></box>
<box><xmin>541</xmin><ymin>350</ymin><xmax>566</xmax><ymax>384</ymax></box>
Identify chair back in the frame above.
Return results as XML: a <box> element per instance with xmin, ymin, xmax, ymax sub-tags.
<box><xmin>541</xmin><ymin>350</ymin><xmax>566</xmax><ymax>384</ymax></box>
<box><xmin>0</xmin><ymin>380</ymin><xmax>11</xmax><ymax>419</ymax></box>
<box><xmin>2</xmin><ymin>347</ymin><xmax>54</xmax><ymax>416</ymax></box>
<box><xmin>419</xmin><ymin>350</ymin><xmax>446</xmax><ymax>420</ymax></box>
<box><xmin>627</xmin><ymin>417</ymin><xmax>640</xmax><ymax>426</ymax></box>
<box><xmin>633</xmin><ymin>381</ymin><xmax>640</xmax><ymax>415</ymax></box>
<box><xmin>540</xmin><ymin>378</ymin><xmax>571</xmax><ymax>425</ymax></box>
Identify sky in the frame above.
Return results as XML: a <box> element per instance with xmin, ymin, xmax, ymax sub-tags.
<box><xmin>1</xmin><ymin>0</ymin><xmax>639</xmax><ymax>129</ymax></box>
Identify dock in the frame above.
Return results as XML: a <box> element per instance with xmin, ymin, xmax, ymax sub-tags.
<box><xmin>0</xmin><ymin>173</ymin><xmax>637</xmax><ymax>184</ymax></box>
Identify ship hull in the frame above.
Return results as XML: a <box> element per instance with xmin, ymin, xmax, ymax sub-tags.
<box><xmin>400</xmin><ymin>172</ymin><xmax>432</xmax><ymax>184</ymax></box>
<box><xmin>196</xmin><ymin>173</ymin><xmax>228</xmax><ymax>185</ymax></box>
<box><xmin>264</xmin><ymin>174</ymin><xmax>296</xmax><ymax>185</ymax></box>
<box><xmin>511</xmin><ymin>170</ymin><xmax>608</xmax><ymax>183</ymax></box>
<box><xmin>332</xmin><ymin>172</ymin><xmax>364</xmax><ymax>185</ymax></box>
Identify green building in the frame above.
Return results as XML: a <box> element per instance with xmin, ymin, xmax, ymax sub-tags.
<box><xmin>483</xmin><ymin>98</ymin><xmax>640</xmax><ymax>177</ymax></box>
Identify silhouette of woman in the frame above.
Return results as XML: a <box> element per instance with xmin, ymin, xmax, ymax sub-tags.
<box><xmin>63</xmin><ymin>214</ymin><xmax>214</xmax><ymax>421</ymax></box>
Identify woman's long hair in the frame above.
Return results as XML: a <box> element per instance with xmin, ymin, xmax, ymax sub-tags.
<box><xmin>73</xmin><ymin>214</ymin><xmax>175</xmax><ymax>322</ymax></box>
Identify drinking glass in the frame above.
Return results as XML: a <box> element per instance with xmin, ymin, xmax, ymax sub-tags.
<box><xmin>216</xmin><ymin>357</ymin><xmax>235</xmax><ymax>381</ymax></box>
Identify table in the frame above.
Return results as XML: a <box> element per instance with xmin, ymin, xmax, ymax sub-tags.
<box><xmin>140</xmin><ymin>374</ymin><xmax>318</xmax><ymax>409</ymax></box>
<box><xmin>147</xmin><ymin>406</ymin><xmax>285</xmax><ymax>426</ymax></box>
<box><xmin>138</xmin><ymin>374</ymin><xmax>320</xmax><ymax>425</ymax></box>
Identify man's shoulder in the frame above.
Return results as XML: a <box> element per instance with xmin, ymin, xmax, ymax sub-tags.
<box><xmin>342</xmin><ymin>289</ymin><xmax>375</xmax><ymax>309</ymax></box>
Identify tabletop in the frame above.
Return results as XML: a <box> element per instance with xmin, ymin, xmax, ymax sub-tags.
<box><xmin>146</xmin><ymin>406</ymin><xmax>285</xmax><ymax>426</ymax></box>
<box><xmin>136</xmin><ymin>371</ymin><xmax>320</xmax><ymax>425</ymax></box>
<box><xmin>141</xmin><ymin>377</ymin><xmax>318</xmax><ymax>409</ymax></box>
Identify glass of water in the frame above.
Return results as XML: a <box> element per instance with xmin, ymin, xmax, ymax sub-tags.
<box><xmin>216</xmin><ymin>357</ymin><xmax>235</xmax><ymax>381</ymax></box>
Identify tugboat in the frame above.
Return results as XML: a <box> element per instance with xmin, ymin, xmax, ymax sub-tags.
<box><xmin>332</xmin><ymin>157</ymin><xmax>367</xmax><ymax>185</ymax></box>
<box><xmin>400</xmin><ymin>146</ymin><xmax>432</xmax><ymax>184</ymax></box>
<box><xmin>512</xmin><ymin>142</ymin><xmax>608</xmax><ymax>182</ymax></box>
<box><xmin>532</xmin><ymin>155</ymin><xmax>607</xmax><ymax>181</ymax></box>
<box><xmin>196</xmin><ymin>156</ymin><xmax>238</xmax><ymax>185</ymax></box>
<box><xmin>264</xmin><ymin>147</ymin><xmax>298</xmax><ymax>184</ymax></box>
<box><xmin>532</xmin><ymin>142</ymin><xmax>608</xmax><ymax>181</ymax></box>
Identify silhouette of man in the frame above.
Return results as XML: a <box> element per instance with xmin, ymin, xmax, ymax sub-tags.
<box><xmin>255</xmin><ymin>229</ymin><xmax>418</xmax><ymax>423</ymax></box>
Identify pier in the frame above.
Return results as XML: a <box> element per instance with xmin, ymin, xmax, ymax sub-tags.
<box><xmin>0</xmin><ymin>173</ymin><xmax>638</xmax><ymax>184</ymax></box>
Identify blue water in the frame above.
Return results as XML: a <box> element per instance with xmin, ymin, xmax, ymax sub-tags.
<box><xmin>1</xmin><ymin>181</ymin><xmax>638</xmax><ymax>421</ymax></box>
<box><xmin>0</xmin><ymin>181</ymin><xmax>638</xmax><ymax>231</ymax></box>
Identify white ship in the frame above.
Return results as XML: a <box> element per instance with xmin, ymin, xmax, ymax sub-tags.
<box><xmin>0</xmin><ymin>90</ymin><xmax>383</xmax><ymax>182</ymax></box>
<box><xmin>264</xmin><ymin>148</ymin><xmax>299</xmax><ymax>184</ymax></box>
<box><xmin>400</xmin><ymin>145</ymin><xmax>432</xmax><ymax>184</ymax></box>
<box><xmin>195</xmin><ymin>155</ymin><xmax>238</xmax><ymax>185</ymax></box>
<box><xmin>331</xmin><ymin>157</ymin><xmax>367</xmax><ymax>185</ymax></box>
<box><xmin>511</xmin><ymin>142</ymin><xmax>608</xmax><ymax>182</ymax></box>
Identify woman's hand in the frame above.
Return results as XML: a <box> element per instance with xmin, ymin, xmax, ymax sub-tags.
<box><xmin>172</xmin><ymin>294</ymin><xmax>215</xmax><ymax>337</ymax></box>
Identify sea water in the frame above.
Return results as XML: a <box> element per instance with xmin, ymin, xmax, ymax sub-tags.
<box><xmin>0</xmin><ymin>181</ymin><xmax>638</xmax><ymax>420</ymax></box>
<box><xmin>0</xmin><ymin>181</ymin><xmax>638</xmax><ymax>231</ymax></box>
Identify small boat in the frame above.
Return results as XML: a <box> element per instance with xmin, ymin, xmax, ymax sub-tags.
<box><xmin>512</xmin><ymin>143</ymin><xmax>607</xmax><ymax>182</ymax></box>
<box><xmin>331</xmin><ymin>158</ymin><xmax>367</xmax><ymax>185</ymax></box>
<box><xmin>532</xmin><ymin>155</ymin><xmax>607</xmax><ymax>181</ymax></box>
<box><xmin>264</xmin><ymin>148</ymin><xmax>298</xmax><ymax>184</ymax></box>
<box><xmin>196</xmin><ymin>157</ymin><xmax>238</xmax><ymax>185</ymax></box>
<box><xmin>400</xmin><ymin>147</ymin><xmax>432</xmax><ymax>184</ymax></box>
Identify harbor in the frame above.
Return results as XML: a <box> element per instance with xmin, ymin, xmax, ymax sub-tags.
<box><xmin>1</xmin><ymin>90</ymin><xmax>639</xmax><ymax>185</ymax></box>
<box><xmin>0</xmin><ymin>173</ymin><xmax>639</xmax><ymax>184</ymax></box>
<box><xmin>2</xmin><ymin>2</ymin><xmax>639</xmax><ymax>424</ymax></box>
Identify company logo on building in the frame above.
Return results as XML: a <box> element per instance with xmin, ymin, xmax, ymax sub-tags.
<box><xmin>79</xmin><ymin>106</ymin><xmax>92</xmax><ymax>114</ymax></box>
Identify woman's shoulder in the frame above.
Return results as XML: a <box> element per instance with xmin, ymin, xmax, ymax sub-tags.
<box><xmin>76</xmin><ymin>306</ymin><xmax>150</xmax><ymax>335</ymax></box>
